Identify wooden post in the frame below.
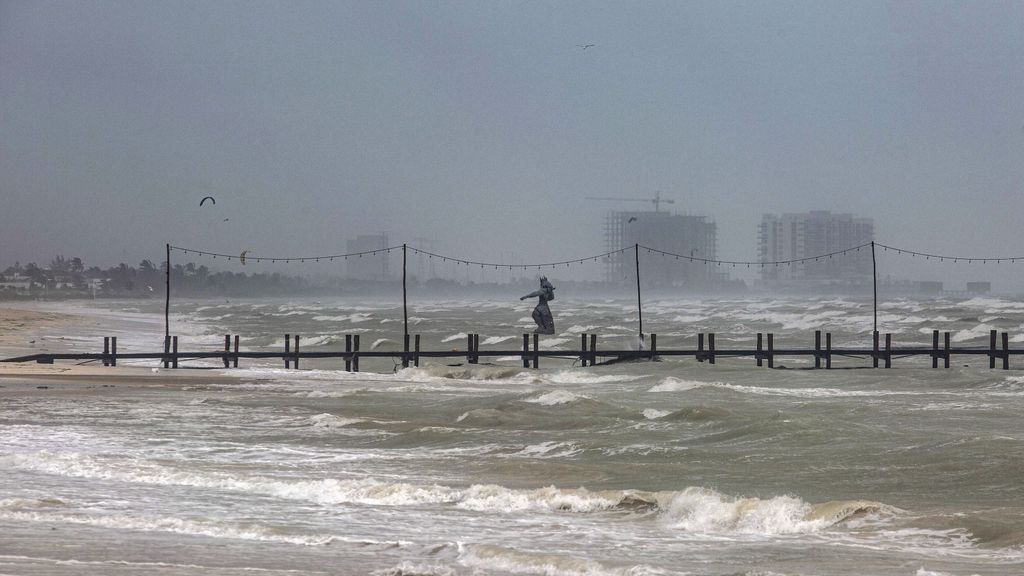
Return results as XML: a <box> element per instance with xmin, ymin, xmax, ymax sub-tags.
<box><xmin>708</xmin><ymin>333</ymin><xmax>716</xmax><ymax>365</ymax></box>
<box><xmin>172</xmin><ymin>336</ymin><xmax>178</xmax><ymax>369</ymax></box>
<box><xmin>293</xmin><ymin>334</ymin><xmax>300</xmax><ymax>370</ymax></box>
<box><xmin>650</xmin><ymin>333</ymin><xmax>657</xmax><ymax>360</ymax></box>
<box><xmin>989</xmin><ymin>329</ymin><xmax>997</xmax><ymax>369</ymax></box>
<box><xmin>885</xmin><ymin>333</ymin><xmax>892</xmax><ymax>369</ymax></box>
<box><xmin>467</xmin><ymin>334</ymin><xmax>474</xmax><ymax>364</ymax></box>
<box><xmin>698</xmin><ymin>333</ymin><xmax>705</xmax><ymax>362</ymax></box>
<box><xmin>233</xmin><ymin>335</ymin><xmax>239</xmax><ymax>368</ymax></box>
<box><xmin>403</xmin><ymin>334</ymin><xmax>410</xmax><ymax>368</ymax></box>
<box><xmin>581</xmin><ymin>333</ymin><xmax>588</xmax><ymax>367</ymax></box>
<box><xmin>223</xmin><ymin>334</ymin><xmax>231</xmax><ymax>368</ymax></box>
<box><xmin>414</xmin><ymin>334</ymin><xmax>420</xmax><ymax>367</ymax></box>
<box><xmin>589</xmin><ymin>333</ymin><xmax>597</xmax><ymax>366</ymax></box>
<box><xmin>826</xmin><ymin>332</ymin><xmax>832</xmax><ymax>369</ymax></box>
<box><xmin>103</xmin><ymin>337</ymin><xmax>110</xmax><ymax>366</ymax></box>
<box><xmin>352</xmin><ymin>335</ymin><xmax>360</xmax><ymax>372</ymax></box>
<box><xmin>284</xmin><ymin>333</ymin><xmax>291</xmax><ymax>369</ymax></box>
<box><xmin>814</xmin><ymin>330</ymin><xmax>822</xmax><ymax>369</ymax></box>
<box><xmin>163</xmin><ymin>335</ymin><xmax>170</xmax><ymax>369</ymax></box>
<box><xmin>111</xmin><ymin>336</ymin><xmax>117</xmax><ymax>367</ymax></box>
<box><xmin>532</xmin><ymin>333</ymin><xmax>539</xmax><ymax>369</ymax></box>
<box><xmin>522</xmin><ymin>334</ymin><xmax>530</xmax><ymax>368</ymax></box>
<box><xmin>767</xmin><ymin>333</ymin><xmax>774</xmax><ymax>368</ymax></box>
<box><xmin>873</xmin><ymin>331</ymin><xmax>879</xmax><ymax>368</ymax></box>
<box><xmin>944</xmin><ymin>331</ymin><xmax>950</xmax><ymax>369</ymax></box>
<box><xmin>1003</xmin><ymin>332</ymin><xmax>1009</xmax><ymax>370</ymax></box>
<box><xmin>756</xmin><ymin>333</ymin><xmax>763</xmax><ymax>367</ymax></box>
<box><xmin>474</xmin><ymin>333</ymin><xmax>480</xmax><ymax>364</ymax></box>
<box><xmin>345</xmin><ymin>335</ymin><xmax>352</xmax><ymax>372</ymax></box>
<box><xmin>932</xmin><ymin>330</ymin><xmax>939</xmax><ymax>369</ymax></box>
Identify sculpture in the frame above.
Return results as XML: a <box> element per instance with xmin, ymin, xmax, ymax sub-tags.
<box><xmin>520</xmin><ymin>276</ymin><xmax>556</xmax><ymax>334</ymax></box>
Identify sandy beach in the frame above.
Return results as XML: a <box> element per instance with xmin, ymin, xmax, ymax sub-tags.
<box><xmin>0</xmin><ymin>304</ymin><xmax>215</xmax><ymax>386</ymax></box>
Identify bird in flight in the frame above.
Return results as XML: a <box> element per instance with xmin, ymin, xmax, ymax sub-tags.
<box><xmin>200</xmin><ymin>196</ymin><xmax>216</xmax><ymax>207</ymax></box>
<box><xmin>577</xmin><ymin>44</ymin><xmax>595</xmax><ymax>50</ymax></box>
<box><xmin>627</xmin><ymin>217</ymin><xmax>637</xmax><ymax>223</ymax></box>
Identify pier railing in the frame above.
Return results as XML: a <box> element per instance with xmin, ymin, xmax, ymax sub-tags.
<box><xmin>2</xmin><ymin>329</ymin><xmax>1018</xmax><ymax>372</ymax></box>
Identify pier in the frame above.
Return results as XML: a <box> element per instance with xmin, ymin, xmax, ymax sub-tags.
<box><xmin>2</xmin><ymin>329</ymin><xmax>1019</xmax><ymax>371</ymax></box>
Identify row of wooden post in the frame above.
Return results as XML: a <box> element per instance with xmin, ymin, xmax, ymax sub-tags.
<box><xmin>130</xmin><ymin>329</ymin><xmax>1015</xmax><ymax>371</ymax></box>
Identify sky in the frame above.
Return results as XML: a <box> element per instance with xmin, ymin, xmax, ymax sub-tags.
<box><xmin>2</xmin><ymin>1</ymin><xmax>1022</xmax><ymax>287</ymax></box>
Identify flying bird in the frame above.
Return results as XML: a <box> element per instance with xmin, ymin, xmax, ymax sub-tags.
<box><xmin>200</xmin><ymin>196</ymin><xmax>216</xmax><ymax>206</ymax></box>
<box><xmin>577</xmin><ymin>44</ymin><xmax>595</xmax><ymax>50</ymax></box>
<box><xmin>628</xmin><ymin>217</ymin><xmax>637</xmax><ymax>223</ymax></box>
<box><xmin>223</xmin><ymin>218</ymin><xmax>230</xmax><ymax>222</ymax></box>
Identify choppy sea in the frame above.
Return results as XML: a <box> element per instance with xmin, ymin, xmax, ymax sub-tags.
<box><xmin>2</xmin><ymin>294</ymin><xmax>1024</xmax><ymax>575</ymax></box>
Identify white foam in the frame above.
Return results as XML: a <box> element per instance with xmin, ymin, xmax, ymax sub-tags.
<box><xmin>642</xmin><ymin>409</ymin><xmax>672</xmax><ymax>420</ymax></box>
<box><xmin>311</xmin><ymin>313</ymin><xmax>373</xmax><ymax>323</ymax></box>
<box><xmin>509</xmin><ymin>441</ymin><xmax>582</xmax><ymax>459</ymax></box>
<box><xmin>481</xmin><ymin>335</ymin><xmax>515</xmax><ymax>346</ymax></box>
<box><xmin>545</xmin><ymin>370</ymin><xmax>642</xmax><ymax>385</ymax></box>
<box><xmin>309</xmin><ymin>413</ymin><xmax>364</xmax><ymax>428</ymax></box>
<box><xmin>0</xmin><ymin>508</ymin><xmax>333</xmax><ymax>546</ymax></box>
<box><xmin>648</xmin><ymin>378</ymin><xmax>711</xmax><ymax>392</ymax></box>
<box><xmin>523</xmin><ymin>390</ymin><xmax>588</xmax><ymax>405</ymax></box>
<box><xmin>442</xmin><ymin>333</ymin><xmax>468</xmax><ymax>343</ymax></box>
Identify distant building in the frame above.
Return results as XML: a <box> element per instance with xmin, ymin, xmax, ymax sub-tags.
<box><xmin>758</xmin><ymin>211</ymin><xmax>874</xmax><ymax>286</ymax></box>
<box><xmin>345</xmin><ymin>234</ymin><xmax>390</xmax><ymax>281</ymax></box>
<box><xmin>603</xmin><ymin>210</ymin><xmax>718</xmax><ymax>288</ymax></box>
<box><xmin>966</xmin><ymin>281</ymin><xmax>991</xmax><ymax>294</ymax></box>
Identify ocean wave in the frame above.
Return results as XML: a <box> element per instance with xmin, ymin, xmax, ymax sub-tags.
<box><xmin>507</xmin><ymin>441</ymin><xmax>582</xmax><ymax>459</ymax></box>
<box><xmin>522</xmin><ymin>390</ymin><xmax>589</xmax><ymax>405</ymax></box>
<box><xmin>311</xmin><ymin>313</ymin><xmax>373</xmax><ymax>323</ymax></box>
<box><xmin>545</xmin><ymin>370</ymin><xmax>643</xmax><ymax>385</ymax></box>
<box><xmin>310</xmin><ymin>413</ymin><xmax>364</xmax><ymax>428</ymax></box>
<box><xmin>441</xmin><ymin>333</ymin><xmax>468</xmax><ymax>343</ymax></box>
<box><xmin>457</xmin><ymin>543</ymin><xmax>670</xmax><ymax>576</ymax></box>
<box><xmin>648</xmin><ymin>378</ymin><xmax>714</xmax><ymax>392</ymax></box>
<box><xmin>0</xmin><ymin>508</ymin><xmax>334</xmax><ymax>546</ymax></box>
<box><xmin>661</xmin><ymin>487</ymin><xmax>898</xmax><ymax>535</ymax></box>
<box><xmin>481</xmin><ymin>335</ymin><xmax>515</xmax><ymax>346</ymax></box>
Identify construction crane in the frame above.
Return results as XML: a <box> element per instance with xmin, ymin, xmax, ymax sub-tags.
<box><xmin>585</xmin><ymin>191</ymin><xmax>675</xmax><ymax>212</ymax></box>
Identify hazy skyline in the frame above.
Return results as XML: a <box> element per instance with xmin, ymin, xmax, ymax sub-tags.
<box><xmin>2</xmin><ymin>1</ymin><xmax>1022</xmax><ymax>288</ymax></box>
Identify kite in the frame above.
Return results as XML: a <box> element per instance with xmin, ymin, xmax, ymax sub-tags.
<box><xmin>239</xmin><ymin>250</ymin><xmax>248</xmax><ymax>265</ymax></box>
<box><xmin>200</xmin><ymin>196</ymin><xmax>216</xmax><ymax>206</ymax></box>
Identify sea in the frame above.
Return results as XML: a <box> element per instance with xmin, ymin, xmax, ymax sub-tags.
<box><xmin>2</xmin><ymin>294</ymin><xmax>1024</xmax><ymax>575</ymax></box>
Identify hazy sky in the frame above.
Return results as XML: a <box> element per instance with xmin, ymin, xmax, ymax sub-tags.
<box><xmin>2</xmin><ymin>1</ymin><xmax>1022</xmax><ymax>286</ymax></box>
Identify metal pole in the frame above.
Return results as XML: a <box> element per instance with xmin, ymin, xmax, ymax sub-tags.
<box><xmin>402</xmin><ymin>243</ymin><xmax>408</xmax><ymax>339</ymax></box>
<box><xmin>165</xmin><ymin>243</ymin><xmax>170</xmax><ymax>343</ymax></box>
<box><xmin>871</xmin><ymin>241</ymin><xmax>877</xmax><ymax>334</ymax></box>
<box><xmin>635</xmin><ymin>243</ymin><xmax>643</xmax><ymax>340</ymax></box>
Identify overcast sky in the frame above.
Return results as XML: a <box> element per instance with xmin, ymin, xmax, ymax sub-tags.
<box><xmin>2</xmin><ymin>1</ymin><xmax>1022</xmax><ymax>286</ymax></box>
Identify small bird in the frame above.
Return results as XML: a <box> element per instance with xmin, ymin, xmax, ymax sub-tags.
<box><xmin>223</xmin><ymin>218</ymin><xmax>230</xmax><ymax>222</ymax></box>
<box><xmin>577</xmin><ymin>44</ymin><xmax>595</xmax><ymax>50</ymax></box>
<box><xmin>628</xmin><ymin>217</ymin><xmax>637</xmax><ymax>223</ymax></box>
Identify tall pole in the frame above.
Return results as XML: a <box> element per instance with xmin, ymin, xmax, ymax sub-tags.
<box><xmin>165</xmin><ymin>243</ymin><xmax>170</xmax><ymax>342</ymax></box>
<box><xmin>402</xmin><ymin>243</ymin><xmax>408</xmax><ymax>338</ymax></box>
<box><xmin>635</xmin><ymin>243</ymin><xmax>643</xmax><ymax>341</ymax></box>
<box><xmin>871</xmin><ymin>241</ymin><xmax>877</xmax><ymax>334</ymax></box>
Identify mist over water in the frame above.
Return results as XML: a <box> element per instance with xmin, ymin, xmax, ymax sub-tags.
<box><xmin>2</xmin><ymin>295</ymin><xmax>1024</xmax><ymax>575</ymax></box>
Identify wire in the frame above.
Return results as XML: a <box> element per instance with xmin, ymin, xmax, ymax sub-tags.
<box><xmin>169</xmin><ymin>245</ymin><xmax>404</xmax><ymax>263</ymax></box>
<box><xmin>639</xmin><ymin>242</ymin><xmax>873</xmax><ymax>267</ymax></box>
<box><xmin>407</xmin><ymin>246</ymin><xmax>632</xmax><ymax>270</ymax></box>
<box><xmin>875</xmin><ymin>243</ymin><xmax>1021</xmax><ymax>263</ymax></box>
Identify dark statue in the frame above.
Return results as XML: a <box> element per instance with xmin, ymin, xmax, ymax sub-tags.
<box><xmin>520</xmin><ymin>276</ymin><xmax>556</xmax><ymax>334</ymax></box>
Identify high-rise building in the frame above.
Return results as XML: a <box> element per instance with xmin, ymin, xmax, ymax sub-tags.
<box><xmin>603</xmin><ymin>210</ymin><xmax>717</xmax><ymax>287</ymax></box>
<box><xmin>757</xmin><ymin>211</ymin><xmax>873</xmax><ymax>285</ymax></box>
<box><xmin>346</xmin><ymin>234</ymin><xmax>390</xmax><ymax>281</ymax></box>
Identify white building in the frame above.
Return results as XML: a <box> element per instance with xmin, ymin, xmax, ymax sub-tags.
<box><xmin>758</xmin><ymin>211</ymin><xmax>874</xmax><ymax>286</ymax></box>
